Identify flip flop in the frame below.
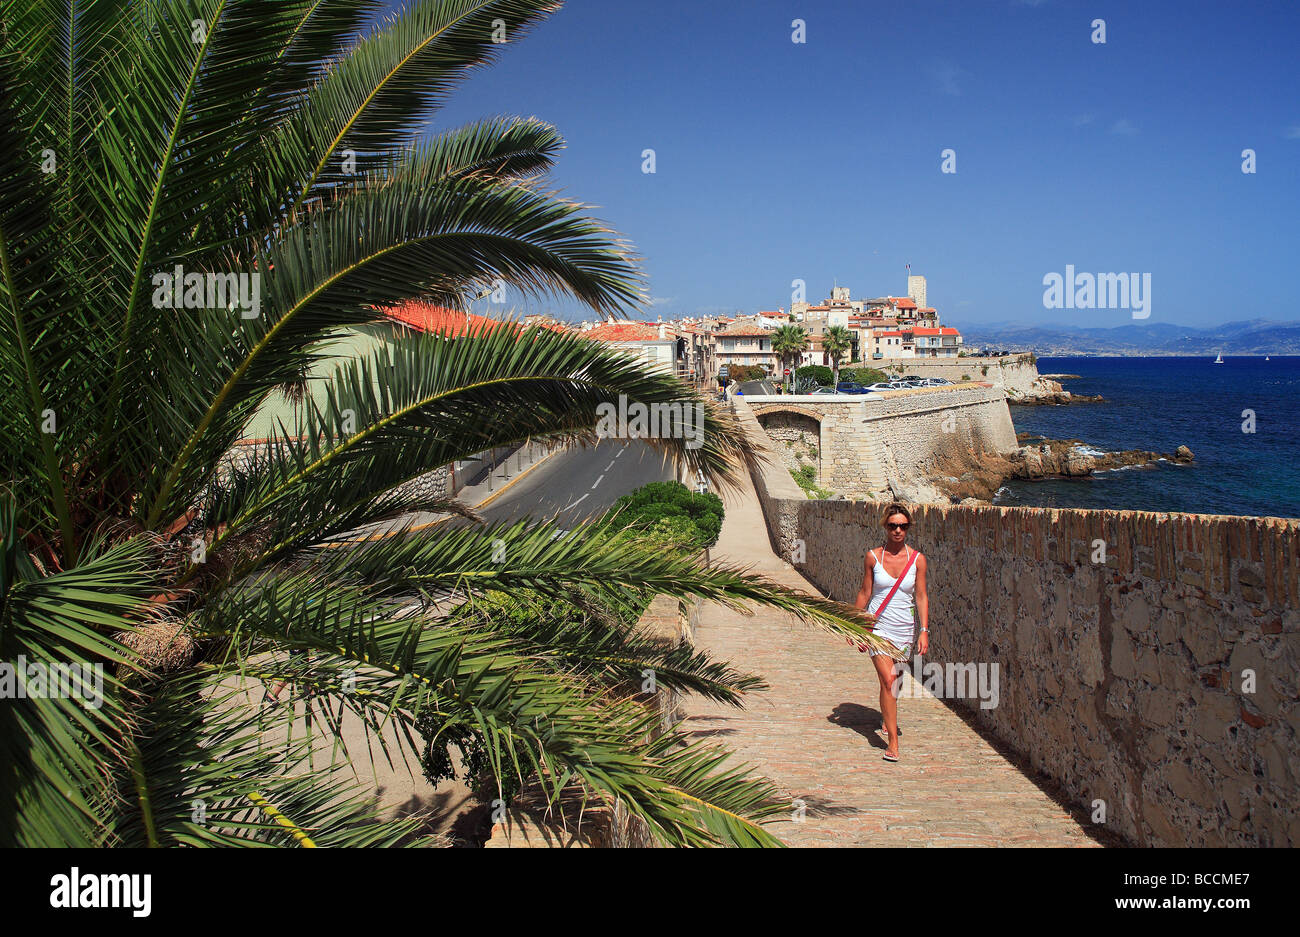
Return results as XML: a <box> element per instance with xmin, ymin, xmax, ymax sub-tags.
<box><xmin>882</xmin><ymin>752</ymin><xmax>899</xmax><ymax>762</ymax></box>
<box><xmin>875</xmin><ymin>727</ymin><xmax>902</xmax><ymax>744</ymax></box>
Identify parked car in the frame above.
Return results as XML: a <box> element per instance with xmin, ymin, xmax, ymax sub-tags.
<box><xmin>866</xmin><ymin>381</ymin><xmax>908</xmax><ymax>392</ymax></box>
<box><xmin>835</xmin><ymin>381</ymin><xmax>871</xmax><ymax>394</ymax></box>
<box><xmin>810</xmin><ymin>386</ymin><xmax>840</xmax><ymax>395</ymax></box>
<box><xmin>924</xmin><ymin>377</ymin><xmax>954</xmax><ymax>386</ymax></box>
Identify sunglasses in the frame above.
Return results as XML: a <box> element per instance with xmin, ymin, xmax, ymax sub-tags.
<box><xmin>886</xmin><ymin>522</ymin><xmax>910</xmax><ymax>531</ymax></box>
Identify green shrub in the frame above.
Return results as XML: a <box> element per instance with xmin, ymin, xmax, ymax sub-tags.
<box><xmin>790</xmin><ymin>465</ymin><xmax>833</xmax><ymax>499</ymax></box>
<box><xmin>961</xmin><ymin>373</ymin><xmax>971</xmax><ymax>381</ymax></box>
<box><xmin>725</xmin><ymin>364</ymin><xmax>767</xmax><ymax>382</ymax></box>
<box><xmin>610</xmin><ymin>480</ymin><xmax>724</xmax><ymax>549</ymax></box>
<box><xmin>795</xmin><ymin>364</ymin><xmax>832</xmax><ymax>386</ymax></box>
<box><xmin>841</xmin><ymin>367</ymin><xmax>887</xmax><ymax>385</ymax></box>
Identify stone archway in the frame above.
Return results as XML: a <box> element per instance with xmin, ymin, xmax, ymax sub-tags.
<box><xmin>755</xmin><ymin>408</ymin><xmax>823</xmax><ymax>483</ymax></box>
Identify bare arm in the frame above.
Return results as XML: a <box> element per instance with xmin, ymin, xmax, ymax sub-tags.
<box><xmin>854</xmin><ymin>551</ymin><xmax>875</xmax><ymax>611</ymax></box>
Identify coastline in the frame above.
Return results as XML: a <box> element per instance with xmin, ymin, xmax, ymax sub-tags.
<box><xmin>992</xmin><ymin>356</ymin><xmax>1299</xmax><ymax>519</ymax></box>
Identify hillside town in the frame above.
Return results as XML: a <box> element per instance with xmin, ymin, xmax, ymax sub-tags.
<box><xmin>569</xmin><ymin>274</ymin><xmax>964</xmax><ymax>383</ymax></box>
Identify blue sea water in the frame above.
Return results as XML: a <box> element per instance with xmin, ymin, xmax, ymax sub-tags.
<box><xmin>994</xmin><ymin>356</ymin><xmax>1300</xmax><ymax>519</ymax></box>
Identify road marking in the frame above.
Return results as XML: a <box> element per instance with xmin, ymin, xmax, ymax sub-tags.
<box><xmin>592</xmin><ymin>474</ymin><xmax>605</xmax><ymax>488</ymax></box>
<box><xmin>563</xmin><ymin>493</ymin><xmax>589</xmax><ymax>511</ymax></box>
<box><xmin>615</xmin><ymin>447</ymin><xmax>624</xmax><ymax>458</ymax></box>
<box><xmin>604</xmin><ymin>460</ymin><xmax>615</xmax><ymax>471</ymax></box>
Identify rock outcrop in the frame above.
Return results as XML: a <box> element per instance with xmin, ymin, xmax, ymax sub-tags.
<box><xmin>925</xmin><ymin>436</ymin><xmax>1194</xmax><ymax>503</ymax></box>
<box><xmin>1004</xmin><ymin>375</ymin><xmax>1104</xmax><ymax>406</ymax></box>
<box><xmin>1008</xmin><ymin>436</ymin><xmax>1194</xmax><ymax>479</ymax></box>
<box><xmin>1009</xmin><ymin>390</ymin><xmax>1105</xmax><ymax>406</ymax></box>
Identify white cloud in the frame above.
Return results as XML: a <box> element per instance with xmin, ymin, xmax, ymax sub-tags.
<box><xmin>1108</xmin><ymin>119</ymin><xmax>1139</xmax><ymax>136</ymax></box>
<box><xmin>1285</xmin><ymin>126</ymin><xmax>1300</xmax><ymax>139</ymax></box>
<box><xmin>1073</xmin><ymin>113</ymin><xmax>1095</xmax><ymax>127</ymax></box>
<box><xmin>649</xmin><ymin>296</ymin><xmax>675</xmax><ymax>306</ymax></box>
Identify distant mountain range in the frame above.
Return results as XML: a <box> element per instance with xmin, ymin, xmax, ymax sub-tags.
<box><xmin>947</xmin><ymin>318</ymin><xmax>1300</xmax><ymax>356</ymax></box>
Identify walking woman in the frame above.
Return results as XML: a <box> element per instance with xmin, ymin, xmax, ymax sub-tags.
<box><xmin>852</xmin><ymin>503</ymin><xmax>928</xmax><ymax>762</ymax></box>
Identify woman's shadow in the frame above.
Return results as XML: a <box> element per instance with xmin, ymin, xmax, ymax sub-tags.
<box><xmin>828</xmin><ymin>702</ymin><xmax>888</xmax><ymax>749</ymax></box>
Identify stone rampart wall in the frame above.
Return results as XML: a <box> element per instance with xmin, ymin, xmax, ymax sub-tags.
<box><xmin>736</xmin><ymin>399</ymin><xmax>1300</xmax><ymax>847</ymax></box>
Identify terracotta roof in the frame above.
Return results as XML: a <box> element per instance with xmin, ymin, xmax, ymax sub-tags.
<box><xmin>887</xmin><ymin>297</ymin><xmax>918</xmax><ymax>309</ymax></box>
<box><xmin>583</xmin><ymin>321</ymin><xmax>670</xmax><ymax>342</ymax></box>
<box><xmin>912</xmin><ymin>327</ymin><xmax>961</xmax><ymax>336</ymax></box>
<box><xmin>385</xmin><ymin>301</ymin><xmax>510</xmax><ymax>336</ymax></box>
<box><xmin>716</xmin><ymin>322</ymin><xmax>772</xmax><ymax>337</ymax></box>
<box><xmin>918</xmin><ymin>307</ymin><xmax>937</xmax><ymax>313</ymax></box>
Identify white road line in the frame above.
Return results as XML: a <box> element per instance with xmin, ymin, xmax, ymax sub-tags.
<box><xmin>604</xmin><ymin>460</ymin><xmax>615</xmax><ymax>471</ymax></box>
<box><xmin>615</xmin><ymin>447</ymin><xmax>625</xmax><ymax>458</ymax></box>
<box><xmin>563</xmin><ymin>493</ymin><xmax>589</xmax><ymax>511</ymax></box>
<box><xmin>592</xmin><ymin>474</ymin><xmax>605</xmax><ymax>489</ymax></box>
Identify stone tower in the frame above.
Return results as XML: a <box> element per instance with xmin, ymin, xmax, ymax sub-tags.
<box><xmin>907</xmin><ymin>274</ymin><xmax>927</xmax><ymax>309</ymax></box>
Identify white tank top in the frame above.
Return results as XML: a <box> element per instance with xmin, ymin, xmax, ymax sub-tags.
<box><xmin>867</xmin><ymin>547</ymin><xmax>918</xmax><ymax>636</ymax></box>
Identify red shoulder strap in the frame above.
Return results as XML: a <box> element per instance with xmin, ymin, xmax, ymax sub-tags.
<box><xmin>870</xmin><ymin>548</ymin><xmax>917</xmax><ymax>628</ymax></box>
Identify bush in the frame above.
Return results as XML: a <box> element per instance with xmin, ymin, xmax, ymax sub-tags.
<box><xmin>790</xmin><ymin>465</ymin><xmax>833</xmax><ymax>499</ymax></box>
<box><xmin>725</xmin><ymin>364</ymin><xmax>767</xmax><ymax>383</ymax></box>
<box><xmin>841</xmin><ymin>367</ymin><xmax>887</xmax><ymax>385</ymax></box>
<box><xmin>610</xmin><ymin>480</ymin><xmax>725</xmax><ymax>550</ymax></box>
<box><xmin>961</xmin><ymin>373</ymin><xmax>971</xmax><ymax>381</ymax></box>
<box><xmin>795</xmin><ymin>365</ymin><xmax>832</xmax><ymax>386</ymax></box>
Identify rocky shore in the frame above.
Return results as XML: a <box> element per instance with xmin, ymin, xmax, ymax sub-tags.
<box><xmin>1008</xmin><ymin>435</ymin><xmax>1194</xmax><ymax>479</ymax></box>
<box><xmin>926</xmin><ymin>436</ymin><xmax>1195</xmax><ymax>503</ymax></box>
<box><xmin>1005</xmin><ymin>375</ymin><xmax>1104</xmax><ymax>406</ymax></box>
<box><xmin>1008</xmin><ymin>390</ymin><xmax>1105</xmax><ymax>406</ymax></box>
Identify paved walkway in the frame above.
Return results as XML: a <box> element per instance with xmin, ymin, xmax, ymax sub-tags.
<box><xmin>680</xmin><ymin>473</ymin><xmax>1102</xmax><ymax>847</ymax></box>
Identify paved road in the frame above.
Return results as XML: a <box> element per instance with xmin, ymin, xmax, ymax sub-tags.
<box><xmin>248</xmin><ymin>440</ymin><xmax>677</xmax><ymax>843</ymax></box>
<box><xmin>477</xmin><ymin>439</ymin><xmax>677</xmax><ymax>527</ymax></box>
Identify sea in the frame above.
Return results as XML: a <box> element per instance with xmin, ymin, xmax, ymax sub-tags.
<box><xmin>993</xmin><ymin>356</ymin><xmax>1300</xmax><ymax>520</ymax></box>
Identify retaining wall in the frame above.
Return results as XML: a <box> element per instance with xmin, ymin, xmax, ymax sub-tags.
<box><xmin>738</xmin><ymin>400</ymin><xmax>1300</xmax><ymax>847</ymax></box>
<box><xmin>872</xmin><ymin>354</ymin><xmax>1044</xmax><ymax>396</ymax></box>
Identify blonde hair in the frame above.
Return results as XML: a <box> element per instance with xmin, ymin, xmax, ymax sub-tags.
<box><xmin>880</xmin><ymin>503</ymin><xmax>912</xmax><ymax>527</ymax></box>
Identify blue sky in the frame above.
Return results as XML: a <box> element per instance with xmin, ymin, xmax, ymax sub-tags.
<box><xmin>429</xmin><ymin>0</ymin><xmax>1300</xmax><ymax>328</ymax></box>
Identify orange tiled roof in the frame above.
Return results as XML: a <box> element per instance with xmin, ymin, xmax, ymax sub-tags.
<box><xmin>385</xmin><ymin>301</ymin><xmax>509</xmax><ymax>336</ymax></box>
<box><xmin>582</xmin><ymin>321</ymin><xmax>670</xmax><ymax>342</ymax></box>
<box><xmin>911</xmin><ymin>327</ymin><xmax>960</xmax><ymax>336</ymax></box>
<box><xmin>887</xmin><ymin>297</ymin><xmax>918</xmax><ymax>309</ymax></box>
<box><xmin>716</xmin><ymin>322</ymin><xmax>772</xmax><ymax>337</ymax></box>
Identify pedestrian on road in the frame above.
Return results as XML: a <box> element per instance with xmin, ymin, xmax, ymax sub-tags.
<box><xmin>852</xmin><ymin>503</ymin><xmax>929</xmax><ymax>762</ymax></box>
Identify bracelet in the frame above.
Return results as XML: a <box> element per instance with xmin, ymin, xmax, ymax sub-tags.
<box><xmin>920</xmin><ymin>628</ymin><xmax>929</xmax><ymax>632</ymax></box>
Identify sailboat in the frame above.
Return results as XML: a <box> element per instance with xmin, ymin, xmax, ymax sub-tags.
<box><xmin>1214</xmin><ymin>353</ymin><xmax>1224</xmax><ymax>364</ymax></box>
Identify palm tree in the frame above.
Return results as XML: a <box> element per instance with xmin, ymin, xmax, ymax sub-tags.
<box><xmin>823</xmin><ymin>326</ymin><xmax>853</xmax><ymax>388</ymax></box>
<box><xmin>0</xmin><ymin>0</ymin><xmax>884</xmax><ymax>847</ymax></box>
<box><xmin>770</xmin><ymin>324</ymin><xmax>809</xmax><ymax>392</ymax></box>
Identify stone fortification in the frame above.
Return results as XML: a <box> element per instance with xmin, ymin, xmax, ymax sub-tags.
<box><xmin>737</xmin><ymin>400</ymin><xmax>1299</xmax><ymax>846</ymax></box>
